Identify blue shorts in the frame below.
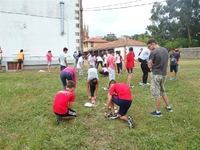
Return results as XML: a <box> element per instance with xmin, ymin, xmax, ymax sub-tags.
<box><xmin>0</xmin><ymin>60</ymin><xmax>2</xmax><ymax>65</ymax></box>
<box><xmin>112</xmin><ymin>96</ymin><xmax>132</xmax><ymax>116</ymax></box>
<box><xmin>170</xmin><ymin>65</ymin><xmax>177</xmax><ymax>72</ymax></box>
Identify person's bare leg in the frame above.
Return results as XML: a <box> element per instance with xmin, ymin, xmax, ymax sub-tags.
<box><xmin>16</xmin><ymin>63</ymin><xmax>19</xmax><ymax>71</ymax></box>
<box><xmin>21</xmin><ymin>63</ymin><xmax>24</xmax><ymax>70</ymax></box>
<box><xmin>162</xmin><ymin>94</ymin><xmax>170</xmax><ymax>107</ymax></box>
<box><xmin>170</xmin><ymin>72</ymin><xmax>173</xmax><ymax>78</ymax></box>
<box><xmin>127</xmin><ymin>73</ymin><xmax>133</xmax><ymax>86</ymax></box>
<box><xmin>155</xmin><ymin>99</ymin><xmax>161</xmax><ymax>111</ymax></box>
<box><xmin>119</xmin><ymin>115</ymin><xmax>128</xmax><ymax>121</ymax></box>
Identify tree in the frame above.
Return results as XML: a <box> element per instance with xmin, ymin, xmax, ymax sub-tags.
<box><xmin>147</xmin><ymin>0</ymin><xmax>200</xmax><ymax>47</ymax></box>
<box><xmin>103</xmin><ymin>33</ymin><xmax>118</xmax><ymax>42</ymax></box>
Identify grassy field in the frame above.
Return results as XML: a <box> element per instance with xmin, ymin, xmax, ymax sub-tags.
<box><xmin>0</xmin><ymin>59</ymin><xmax>200</xmax><ymax>150</ymax></box>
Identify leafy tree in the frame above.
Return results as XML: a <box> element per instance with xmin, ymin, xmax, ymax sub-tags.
<box><xmin>147</xmin><ymin>0</ymin><xmax>200</xmax><ymax>47</ymax></box>
<box><xmin>103</xmin><ymin>33</ymin><xmax>118</xmax><ymax>42</ymax></box>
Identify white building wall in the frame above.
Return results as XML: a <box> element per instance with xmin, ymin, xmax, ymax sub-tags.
<box><xmin>0</xmin><ymin>0</ymin><xmax>80</xmax><ymax>63</ymax></box>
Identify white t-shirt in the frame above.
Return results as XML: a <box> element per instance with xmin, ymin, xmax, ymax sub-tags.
<box><xmin>88</xmin><ymin>56</ymin><xmax>95</xmax><ymax>66</ymax></box>
<box><xmin>138</xmin><ymin>49</ymin><xmax>150</xmax><ymax>61</ymax></box>
<box><xmin>59</xmin><ymin>53</ymin><xmax>68</xmax><ymax>66</ymax></box>
<box><xmin>97</xmin><ymin>56</ymin><xmax>103</xmax><ymax>61</ymax></box>
<box><xmin>115</xmin><ymin>54</ymin><xmax>120</xmax><ymax>63</ymax></box>
<box><xmin>77</xmin><ymin>56</ymin><xmax>84</xmax><ymax>69</ymax></box>
<box><xmin>87</xmin><ymin>68</ymin><xmax>99</xmax><ymax>81</ymax></box>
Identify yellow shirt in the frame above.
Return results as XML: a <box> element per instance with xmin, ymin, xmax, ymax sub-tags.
<box><xmin>18</xmin><ymin>52</ymin><xmax>24</xmax><ymax>59</ymax></box>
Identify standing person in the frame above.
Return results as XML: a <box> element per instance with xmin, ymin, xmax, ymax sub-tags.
<box><xmin>169</xmin><ymin>48</ymin><xmax>180</xmax><ymax>80</ymax></box>
<box><xmin>86</xmin><ymin>68</ymin><xmax>99</xmax><ymax>103</ymax></box>
<box><xmin>147</xmin><ymin>38</ymin><xmax>173</xmax><ymax>117</ymax></box>
<box><xmin>103</xmin><ymin>50</ymin><xmax>109</xmax><ymax>66</ymax></box>
<box><xmin>46</xmin><ymin>50</ymin><xmax>53</xmax><ymax>72</ymax></box>
<box><xmin>77</xmin><ymin>53</ymin><xmax>85</xmax><ymax>80</ymax></box>
<box><xmin>60</xmin><ymin>67</ymin><xmax>76</xmax><ymax>90</ymax></box>
<box><xmin>16</xmin><ymin>49</ymin><xmax>24</xmax><ymax>71</ymax></box>
<box><xmin>96</xmin><ymin>55</ymin><xmax>103</xmax><ymax>69</ymax></box>
<box><xmin>88</xmin><ymin>52</ymin><xmax>95</xmax><ymax>68</ymax></box>
<box><xmin>106</xmin><ymin>51</ymin><xmax>116</xmax><ymax>90</ymax></box>
<box><xmin>125</xmin><ymin>47</ymin><xmax>135</xmax><ymax>88</ymax></box>
<box><xmin>58</xmin><ymin>47</ymin><xmax>68</xmax><ymax>71</ymax></box>
<box><xmin>116</xmin><ymin>51</ymin><xmax>123</xmax><ymax>74</ymax></box>
<box><xmin>104</xmin><ymin>80</ymin><xmax>135</xmax><ymax>129</ymax></box>
<box><xmin>138</xmin><ymin>48</ymin><xmax>143</xmax><ymax>56</ymax></box>
<box><xmin>138</xmin><ymin>48</ymin><xmax>150</xmax><ymax>86</ymax></box>
<box><xmin>73</xmin><ymin>51</ymin><xmax>78</xmax><ymax>68</ymax></box>
<box><xmin>0</xmin><ymin>47</ymin><xmax>3</xmax><ymax>72</ymax></box>
<box><xmin>52</xmin><ymin>80</ymin><xmax>77</xmax><ymax>123</ymax></box>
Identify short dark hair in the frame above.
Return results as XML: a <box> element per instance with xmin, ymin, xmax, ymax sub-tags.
<box><xmin>67</xmin><ymin>80</ymin><xmax>75</xmax><ymax>88</ymax></box>
<box><xmin>20</xmin><ymin>49</ymin><xmax>23</xmax><ymax>52</ymax></box>
<box><xmin>147</xmin><ymin>38</ymin><xmax>157</xmax><ymax>45</ymax></box>
<box><xmin>109</xmin><ymin>79</ymin><xmax>116</xmax><ymax>87</ymax></box>
<box><xmin>63</xmin><ymin>47</ymin><xmax>68</xmax><ymax>51</ymax></box>
<box><xmin>48</xmin><ymin>50</ymin><xmax>51</xmax><ymax>53</ymax></box>
<box><xmin>129</xmin><ymin>47</ymin><xmax>133</xmax><ymax>51</ymax></box>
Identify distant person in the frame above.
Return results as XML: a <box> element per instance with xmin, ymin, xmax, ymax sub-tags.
<box><xmin>138</xmin><ymin>48</ymin><xmax>150</xmax><ymax>86</ymax></box>
<box><xmin>147</xmin><ymin>38</ymin><xmax>172</xmax><ymax>117</ymax></box>
<box><xmin>46</xmin><ymin>50</ymin><xmax>53</xmax><ymax>72</ymax></box>
<box><xmin>103</xmin><ymin>50</ymin><xmax>109</xmax><ymax>66</ymax></box>
<box><xmin>58</xmin><ymin>47</ymin><xmax>68</xmax><ymax>71</ymax></box>
<box><xmin>138</xmin><ymin>48</ymin><xmax>143</xmax><ymax>56</ymax></box>
<box><xmin>115</xmin><ymin>51</ymin><xmax>123</xmax><ymax>74</ymax></box>
<box><xmin>96</xmin><ymin>55</ymin><xmax>103</xmax><ymax>69</ymax></box>
<box><xmin>60</xmin><ymin>67</ymin><xmax>76</xmax><ymax>90</ymax></box>
<box><xmin>125</xmin><ymin>47</ymin><xmax>135</xmax><ymax>88</ymax></box>
<box><xmin>169</xmin><ymin>48</ymin><xmax>180</xmax><ymax>80</ymax></box>
<box><xmin>77</xmin><ymin>53</ymin><xmax>85</xmax><ymax>80</ymax></box>
<box><xmin>99</xmin><ymin>64</ymin><xmax>108</xmax><ymax>77</ymax></box>
<box><xmin>73</xmin><ymin>51</ymin><xmax>78</xmax><ymax>68</ymax></box>
<box><xmin>52</xmin><ymin>80</ymin><xmax>77</xmax><ymax>123</ymax></box>
<box><xmin>16</xmin><ymin>49</ymin><xmax>24</xmax><ymax>71</ymax></box>
<box><xmin>105</xmin><ymin>51</ymin><xmax>116</xmax><ymax>90</ymax></box>
<box><xmin>104</xmin><ymin>80</ymin><xmax>135</xmax><ymax>129</ymax></box>
<box><xmin>0</xmin><ymin>47</ymin><xmax>3</xmax><ymax>72</ymax></box>
<box><xmin>88</xmin><ymin>52</ymin><xmax>95</xmax><ymax>68</ymax></box>
<box><xmin>86</xmin><ymin>68</ymin><xmax>99</xmax><ymax>103</ymax></box>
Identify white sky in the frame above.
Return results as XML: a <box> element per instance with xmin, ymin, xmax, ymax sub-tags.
<box><xmin>82</xmin><ymin>0</ymin><xmax>166</xmax><ymax>38</ymax></box>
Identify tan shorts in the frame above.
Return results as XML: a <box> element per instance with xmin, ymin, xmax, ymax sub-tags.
<box><xmin>150</xmin><ymin>74</ymin><xmax>166</xmax><ymax>99</ymax></box>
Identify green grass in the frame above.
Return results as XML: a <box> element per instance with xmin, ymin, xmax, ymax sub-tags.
<box><xmin>0</xmin><ymin>59</ymin><xmax>200</xmax><ymax>150</ymax></box>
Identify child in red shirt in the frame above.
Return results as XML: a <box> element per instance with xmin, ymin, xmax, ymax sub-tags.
<box><xmin>46</xmin><ymin>50</ymin><xmax>53</xmax><ymax>72</ymax></box>
<box><xmin>125</xmin><ymin>47</ymin><xmax>135</xmax><ymax>87</ymax></box>
<box><xmin>104</xmin><ymin>80</ymin><xmax>135</xmax><ymax>129</ymax></box>
<box><xmin>52</xmin><ymin>80</ymin><xmax>77</xmax><ymax>121</ymax></box>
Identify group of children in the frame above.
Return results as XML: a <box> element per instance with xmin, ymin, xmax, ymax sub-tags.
<box><xmin>52</xmin><ymin>48</ymin><xmax>137</xmax><ymax>128</ymax></box>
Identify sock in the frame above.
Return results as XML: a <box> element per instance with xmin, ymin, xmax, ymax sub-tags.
<box><xmin>156</xmin><ymin>110</ymin><xmax>161</xmax><ymax>113</ymax></box>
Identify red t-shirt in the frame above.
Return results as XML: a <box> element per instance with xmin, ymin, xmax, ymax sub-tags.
<box><xmin>107</xmin><ymin>55</ymin><xmax>115</xmax><ymax>69</ymax></box>
<box><xmin>126</xmin><ymin>52</ymin><xmax>135</xmax><ymax>69</ymax></box>
<box><xmin>52</xmin><ymin>89</ymin><xmax>75</xmax><ymax>114</ymax></box>
<box><xmin>109</xmin><ymin>83</ymin><xmax>132</xmax><ymax>100</ymax></box>
<box><xmin>46</xmin><ymin>53</ymin><xmax>52</xmax><ymax>62</ymax></box>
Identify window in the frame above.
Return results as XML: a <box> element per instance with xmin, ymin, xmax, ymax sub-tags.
<box><xmin>75</xmin><ymin>32</ymin><xmax>79</xmax><ymax>36</ymax></box>
<box><xmin>76</xmin><ymin>3</ymin><xmax>79</xmax><ymax>7</ymax></box>
<box><xmin>76</xmin><ymin>47</ymin><xmax>79</xmax><ymax>51</ymax></box>
<box><xmin>75</xmin><ymin>10</ymin><xmax>79</xmax><ymax>14</ymax></box>
<box><xmin>91</xmin><ymin>42</ymin><xmax>94</xmax><ymax>47</ymax></box>
<box><xmin>75</xmin><ymin>17</ymin><xmax>79</xmax><ymax>20</ymax></box>
<box><xmin>76</xmin><ymin>39</ymin><xmax>80</xmax><ymax>43</ymax></box>
<box><xmin>76</xmin><ymin>23</ymin><xmax>79</xmax><ymax>28</ymax></box>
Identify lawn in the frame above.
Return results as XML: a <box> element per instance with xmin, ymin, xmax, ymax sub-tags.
<box><xmin>0</xmin><ymin>59</ymin><xmax>200</xmax><ymax>150</ymax></box>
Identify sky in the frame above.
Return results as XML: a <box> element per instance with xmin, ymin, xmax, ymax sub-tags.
<box><xmin>82</xmin><ymin>0</ymin><xmax>166</xmax><ymax>38</ymax></box>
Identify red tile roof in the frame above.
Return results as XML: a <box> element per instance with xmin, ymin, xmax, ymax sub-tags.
<box><xmin>88</xmin><ymin>39</ymin><xmax>146</xmax><ymax>51</ymax></box>
<box><xmin>83</xmin><ymin>37</ymin><xmax>109</xmax><ymax>43</ymax></box>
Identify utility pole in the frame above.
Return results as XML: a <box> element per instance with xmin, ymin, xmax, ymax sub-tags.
<box><xmin>80</xmin><ymin>0</ymin><xmax>83</xmax><ymax>52</ymax></box>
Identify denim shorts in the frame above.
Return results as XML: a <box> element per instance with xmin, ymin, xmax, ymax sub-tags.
<box><xmin>112</xmin><ymin>96</ymin><xmax>132</xmax><ymax>116</ymax></box>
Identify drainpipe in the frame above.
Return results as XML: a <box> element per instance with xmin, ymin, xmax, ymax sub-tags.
<box><xmin>60</xmin><ymin>1</ymin><xmax>65</xmax><ymax>35</ymax></box>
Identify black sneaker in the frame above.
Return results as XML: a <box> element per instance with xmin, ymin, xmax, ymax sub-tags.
<box><xmin>150</xmin><ymin>110</ymin><xmax>162</xmax><ymax>117</ymax></box>
<box><xmin>127</xmin><ymin>116</ymin><xmax>135</xmax><ymax>128</ymax></box>
<box><xmin>107</xmin><ymin>113</ymin><xmax>118</xmax><ymax>119</ymax></box>
<box><xmin>165</xmin><ymin>106</ymin><xmax>173</xmax><ymax>112</ymax></box>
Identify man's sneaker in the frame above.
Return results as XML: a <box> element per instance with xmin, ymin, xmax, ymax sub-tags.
<box><xmin>169</xmin><ymin>78</ymin><xmax>173</xmax><ymax>81</ymax></box>
<box><xmin>127</xmin><ymin>116</ymin><xmax>135</xmax><ymax>128</ymax></box>
<box><xmin>174</xmin><ymin>77</ymin><xmax>177</xmax><ymax>81</ymax></box>
<box><xmin>165</xmin><ymin>106</ymin><xmax>173</xmax><ymax>112</ymax></box>
<box><xmin>107</xmin><ymin>113</ymin><xmax>118</xmax><ymax>119</ymax></box>
<box><xmin>103</xmin><ymin>87</ymin><xmax>109</xmax><ymax>90</ymax></box>
<box><xmin>150</xmin><ymin>110</ymin><xmax>162</xmax><ymax>117</ymax></box>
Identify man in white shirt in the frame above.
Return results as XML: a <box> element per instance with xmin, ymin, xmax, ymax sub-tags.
<box><xmin>58</xmin><ymin>47</ymin><xmax>68</xmax><ymax>71</ymax></box>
